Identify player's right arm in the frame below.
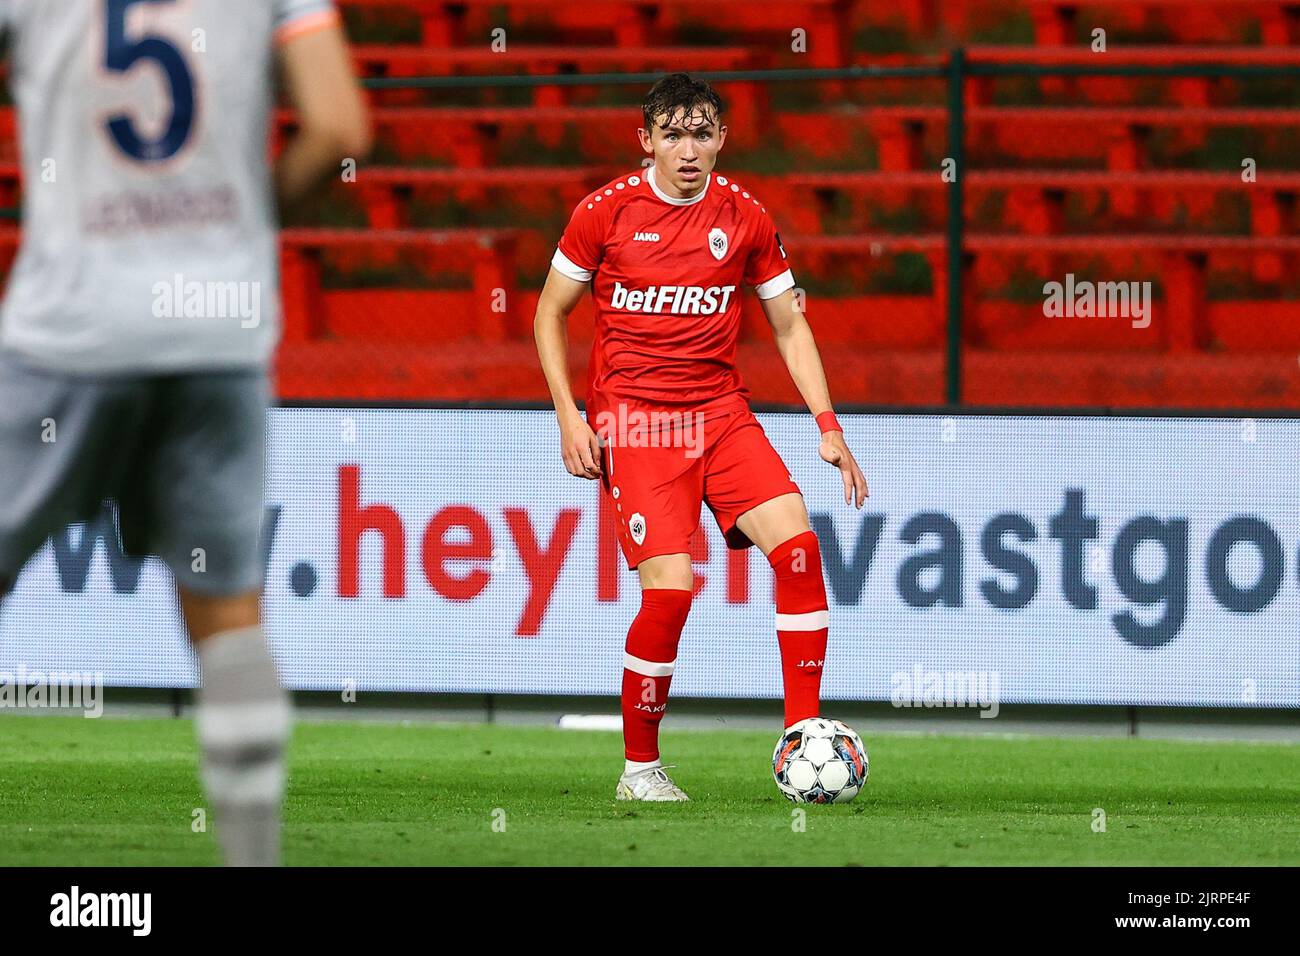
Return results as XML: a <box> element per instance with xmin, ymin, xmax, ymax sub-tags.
<box><xmin>534</xmin><ymin>268</ymin><xmax>603</xmax><ymax>479</ymax></box>
<box><xmin>274</xmin><ymin>5</ymin><xmax>372</xmax><ymax>211</ymax></box>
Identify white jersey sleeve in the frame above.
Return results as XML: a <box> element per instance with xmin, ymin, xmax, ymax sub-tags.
<box><xmin>274</xmin><ymin>0</ymin><xmax>340</xmax><ymax>44</ymax></box>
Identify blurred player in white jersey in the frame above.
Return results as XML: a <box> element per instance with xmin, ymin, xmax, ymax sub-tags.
<box><xmin>0</xmin><ymin>0</ymin><xmax>369</xmax><ymax>864</ymax></box>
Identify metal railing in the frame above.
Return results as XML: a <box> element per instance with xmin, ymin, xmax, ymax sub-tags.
<box><xmin>356</xmin><ymin>52</ymin><xmax>1300</xmax><ymax>405</ymax></box>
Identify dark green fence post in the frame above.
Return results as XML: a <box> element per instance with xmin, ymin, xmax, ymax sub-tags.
<box><xmin>946</xmin><ymin>47</ymin><xmax>966</xmax><ymax>406</ymax></box>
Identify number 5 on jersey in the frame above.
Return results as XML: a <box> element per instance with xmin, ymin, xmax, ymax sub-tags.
<box><xmin>103</xmin><ymin>0</ymin><xmax>196</xmax><ymax>162</ymax></box>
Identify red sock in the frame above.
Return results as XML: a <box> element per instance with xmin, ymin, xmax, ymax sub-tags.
<box><xmin>621</xmin><ymin>589</ymin><xmax>692</xmax><ymax>762</ymax></box>
<box><xmin>770</xmin><ymin>531</ymin><xmax>829</xmax><ymax>728</ymax></box>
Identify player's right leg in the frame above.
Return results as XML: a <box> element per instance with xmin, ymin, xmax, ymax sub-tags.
<box><xmin>0</xmin><ymin>352</ymin><xmax>147</xmax><ymax>610</ymax></box>
<box><xmin>598</xmin><ymin>423</ymin><xmax>700</xmax><ymax>802</ymax></box>
<box><xmin>616</xmin><ymin>553</ymin><xmax>693</xmax><ymax>802</ymax></box>
<box><xmin>178</xmin><ymin>587</ymin><xmax>287</xmax><ymax>867</ymax></box>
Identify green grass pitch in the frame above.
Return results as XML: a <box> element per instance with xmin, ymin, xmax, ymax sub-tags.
<box><xmin>1</xmin><ymin>715</ymin><xmax>1297</xmax><ymax>866</ymax></box>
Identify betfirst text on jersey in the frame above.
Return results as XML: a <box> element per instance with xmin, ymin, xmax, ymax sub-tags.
<box><xmin>608</xmin><ymin>282</ymin><xmax>737</xmax><ymax>315</ymax></box>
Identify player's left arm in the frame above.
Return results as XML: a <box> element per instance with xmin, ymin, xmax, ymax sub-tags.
<box><xmin>760</xmin><ymin>289</ymin><xmax>869</xmax><ymax>508</ymax></box>
<box><xmin>274</xmin><ymin>3</ymin><xmax>372</xmax><ymax>212</ymax></box>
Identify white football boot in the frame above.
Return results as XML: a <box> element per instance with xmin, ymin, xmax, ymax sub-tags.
<box><xmin>615</xmin><ymin>764</ymin><xmax>690</xmax><ymax>802</ymax></box>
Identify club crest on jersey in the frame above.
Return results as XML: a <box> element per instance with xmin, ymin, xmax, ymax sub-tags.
<box><xmin>629</xmin><ymin>513</ymin><xmax>647</xmax><ymax>546</ymax></box>
<box><xmin>708</xmin><ymin>227</ymin><xmax>728</xmax><ymax>260</ymax></box>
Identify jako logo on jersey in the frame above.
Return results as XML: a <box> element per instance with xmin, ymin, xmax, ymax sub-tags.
<box><xmin>633</xmin><ymin>232</ymin><xmax>660</xmax><ymax>242</ymax></box>
<box><xmin>629</xmin><ymin>513</ymin><xmax>647</xmax><ymax>546</ymax></box>
<box><xmin>708</xmin><ymin>227</ymin><xmax>728</xmax><ymax>260</ymax></box>
<box><xmin>609</xmin><ymin>282</ymin><xmax>736</xmax><ymax>315</ymax></box>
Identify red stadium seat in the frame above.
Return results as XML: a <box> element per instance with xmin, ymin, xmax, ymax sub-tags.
<box><xmin>337</xmin><ymin>0</ymin><xmax>853</xmax><ymax>68</ymax></box>
<box><xmin>965</xmin><ymin>45</ymin><xmax>1300</xmax><ymax>108</ymax></box>
<box><xmin>1027</xmin><ymin>0</ymin><xmax>1300</xmax><ymax>47</ymax></box>
<box><xmin>279</xmin><ymin>227</ymin><xmax>521</xmax><ymax>342</ymax></box>
<box><xmin>349</xmin><ymin>166</ymin><xmax>615</xmax><ymax>228</ymax></box>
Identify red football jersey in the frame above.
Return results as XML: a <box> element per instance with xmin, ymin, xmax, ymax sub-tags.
<box><xmin>552</xmin><ymin>166</ymin><xmax>794</xmax><ymax>410</ymax></box>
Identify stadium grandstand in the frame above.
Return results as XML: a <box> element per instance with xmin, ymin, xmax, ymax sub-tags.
<box><xmin>3</xmin><ymin>0</ymin><xmax>1294</xmax><ymax>409</ymax></box>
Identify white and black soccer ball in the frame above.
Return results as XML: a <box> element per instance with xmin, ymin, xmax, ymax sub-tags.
<box><xmin>772</xmin><ymin>717</ymin><xmax>869</xmax><ymax>804</ymax></box>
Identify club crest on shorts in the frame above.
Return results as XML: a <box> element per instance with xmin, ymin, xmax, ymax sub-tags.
<box><xmin>629</xmin><ymin>512</ymin><xmax>647</xmax><ymax>546</ymax></box>
<box><xmin>708</xmin><ymin>227</ymin><xmax>728</xmax><ymax>261</ymax></box>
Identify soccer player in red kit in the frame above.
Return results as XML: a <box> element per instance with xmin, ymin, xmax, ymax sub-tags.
<box><xmin>534</xmin><ymin>74</ymin><xmax>868</xmax><ymax>801</ymax></box>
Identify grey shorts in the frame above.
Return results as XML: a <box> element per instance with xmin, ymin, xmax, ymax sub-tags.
<box><xmin>0</xmin><ymin>352</ymin><xmax>269</xmax><ymax>596</ymax></box>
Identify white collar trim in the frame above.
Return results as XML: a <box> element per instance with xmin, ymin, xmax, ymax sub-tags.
<box><xmin>647</xmin><ymin>165</ymin><xmax>710</xmax><ymax>206</ymax></box>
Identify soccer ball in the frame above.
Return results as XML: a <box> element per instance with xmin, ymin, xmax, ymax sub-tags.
<box><xmin>772</xmin><ymin>717</ymin><xmax>868</xmax><ymax>804</ymax></box>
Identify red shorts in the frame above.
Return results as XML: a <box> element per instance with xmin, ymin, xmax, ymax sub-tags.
<box><xmin>591</xmin><ymin>397</ymin><xmax>801</xmax><ymax>568</ymax></box>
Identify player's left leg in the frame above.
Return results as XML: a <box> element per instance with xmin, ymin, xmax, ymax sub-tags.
<box><xmin>734</xmin><ymin>493</ymin><xmax>828</xmax><ymax>729</ymax></box>
<box><xmin>704</xmin><ymin>410</ymin><xmax>829</xmax><ymax>730</ymax></box>
<box><xmin>135</xmin><ymin>370</ymin><xmax>290</xmax><ymax>867</ymax></box>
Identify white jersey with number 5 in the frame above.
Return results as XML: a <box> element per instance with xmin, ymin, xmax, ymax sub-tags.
<box><xmin>0</xmin><ymin>0</ymin><xmax>337</xmax><ymax>374</ymax></box>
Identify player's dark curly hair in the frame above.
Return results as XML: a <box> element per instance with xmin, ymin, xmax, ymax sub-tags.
<box><xmin>642</xmin><ymin>73</ymin><xmax>724</xmax><ymax>131</ymax></box>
